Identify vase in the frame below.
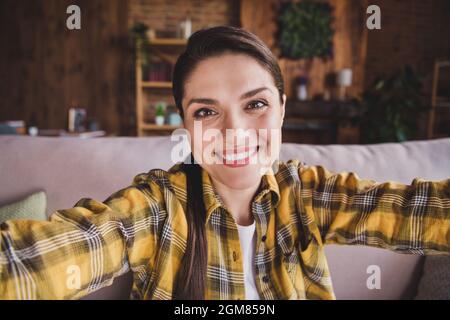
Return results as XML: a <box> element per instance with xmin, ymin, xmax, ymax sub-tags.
<box><xmin>155</xmin><ymin>115</ymin><xmax>165</xmax><ymax>126</ymax></box>
<box><xmin>169</xmin><ymin>113</ymin><xmax>182</xmax><ymax>126</ymax></box>
<box><xmin>297</xmin><ymin>84</ymin><xmax>308</xmax><ymax>101</ymax></box>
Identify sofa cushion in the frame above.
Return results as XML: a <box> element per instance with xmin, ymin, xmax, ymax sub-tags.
<box><xmin>414</xmin><ymin>256</ymin><xmax>450</xmax><ymax>300</ymax></box>
<box><xmin>0</xmin><ymin>190</ymin><xmax>47</xmax><ymax>223</ymax></box>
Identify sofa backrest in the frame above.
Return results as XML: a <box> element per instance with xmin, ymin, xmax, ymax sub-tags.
<box><xmin>1</xmin><ymin>136</ymin><xmax>449</xmax><ymax>299</ymax></box>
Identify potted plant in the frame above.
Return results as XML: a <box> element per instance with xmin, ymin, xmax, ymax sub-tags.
<box><xmin>155</xmin><ymin>102</ymin><xmax>166</xmax><ymax>126</ymax></box>
<box><xmin>360</xmin><ymin>66</ymin><xmax>424</xmax><ymax>143</ymax></box>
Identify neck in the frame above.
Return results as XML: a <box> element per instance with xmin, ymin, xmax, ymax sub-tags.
<box><xmin>210</xmin><ymin>177</ymin><xmax>259</xmax><ymax>226</ymax></box>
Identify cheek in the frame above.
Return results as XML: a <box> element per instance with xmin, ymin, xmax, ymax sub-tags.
<box><xmin>256</xmin><ymin>107</ymin><xmax>283</xmax><ymax>129</ymax></box>
<box><xmin>257</xmin><ymin>110</ymin><xmax>283</xmax><ymax>164</ymax></box>
<box><xmin>256</xmin><ymin>109</ymin><xmax>282</xmax><ymax>141</ymax></box>
<box><xmin>270</xmin><ymin>109</ymin><xmax>283</xmax><ymax>132</ymax></box>
<box><xmin>185</xmin><ymin>121</ymin><xmax>220</xmax><ymax>163</ymax></box>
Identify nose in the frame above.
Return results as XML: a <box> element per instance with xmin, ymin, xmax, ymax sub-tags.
<box><xmin>222</xmin><ymin>108</ymin><xmax>245</xmax><ymax>132</ymax></box>
<box><xmin>221</xmin><ymin>108</ymin><xmax>255</xmax><ymax>148</ymax></box>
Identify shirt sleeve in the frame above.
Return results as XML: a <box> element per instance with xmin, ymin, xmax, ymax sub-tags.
<box><xmin>0</xmin><ymin>181</ymin><xmax>162</xmax><ymax>299</ymax></box>
<box><xmin>297</xmin><ymin>163</ymin><xmax>450</xmax><ymax>255</ymax></box>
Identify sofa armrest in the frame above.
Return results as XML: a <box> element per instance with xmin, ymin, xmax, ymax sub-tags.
<box><xmin>81</xmin><ymin>271</ymin><xmax>133</xmax><ymax>300</ymax></box>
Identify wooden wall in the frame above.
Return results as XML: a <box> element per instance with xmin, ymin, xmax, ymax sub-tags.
<box><xmin>0</xmin><ymin>0</ymin><xmax>131</xmax><ymax>135</ymax></box>
<box><xmin>240</xmin><ymin>0</ymin><xmax>369</xmax><ymax>100</ymax></box>
<box><xmin>2</xmin><ymin>0</ymin><xmax>447</xmax><ymax>137</ymax></box>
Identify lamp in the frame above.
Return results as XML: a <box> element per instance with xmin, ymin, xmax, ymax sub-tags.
<box><xmin>337</xmin><ymin>68</ymin><xmax>353</xmax><ymax>100</ymax></box>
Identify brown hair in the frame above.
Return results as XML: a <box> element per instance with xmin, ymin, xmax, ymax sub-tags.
<box><xmin>171</xmin><ymin>25</ymin><xmax>284</xmax><ymax>300</ymax></box>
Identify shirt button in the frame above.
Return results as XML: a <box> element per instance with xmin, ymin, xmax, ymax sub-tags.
<box><xmin>261</xmin><ymin>235</ymin><xmax>267</xmax><ymax>242</ymax></box>
<box><xmin>262</xmin><ymin>275</ymin><xmax>270</xmax><ymax>283</ymax></box>
<box><xmin>232</xmin><ymin>251</ymin><xmax>237</xmax><ymax>262</ymax></box>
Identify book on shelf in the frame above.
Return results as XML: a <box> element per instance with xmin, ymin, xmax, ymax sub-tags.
<box><xmin>0</xmin><ymin>120</ymin><xmax>26</xmax><ymax>134</ymax></box>
<box><xmin>38</xmin><ymin>129</ymin><xmax>106</xmax><ymax>138</ymax></box>
<box><xmin>147</xmin><ymin>62</ymin><xmax>172</xmax><ymax>82</ymax></box>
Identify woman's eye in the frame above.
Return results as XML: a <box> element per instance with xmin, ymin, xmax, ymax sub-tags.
<box><xmin>246</xmin><ymin>100</ymin><xmax>268</xmax><ymax>111</ymax></box>
<box><xmin>193</xmin><ymin>107</ymin><xmax>217</xmax><ymax>119</ymax></box>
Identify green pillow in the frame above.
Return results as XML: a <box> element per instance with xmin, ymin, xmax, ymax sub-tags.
<box><xmin>0</xmin><ymin>191</ymin><xmax>47</xmax><ymax>223</ymax></box>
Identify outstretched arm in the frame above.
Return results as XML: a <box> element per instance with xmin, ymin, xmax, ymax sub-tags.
<box><xmin>297</xmin><ymin>162</ymin><xmax>450</xmax><ymax>254</ymax></box>
<box><xmin>0</xmin><ymin>181</ymin><xmax>162</xmax><ymax>299</ymax></box>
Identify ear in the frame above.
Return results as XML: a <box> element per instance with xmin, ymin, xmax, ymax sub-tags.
<box><xmin>280</xmin><ymin>93</ymin><xmax>286</xmax><ymax>126</ymax></box>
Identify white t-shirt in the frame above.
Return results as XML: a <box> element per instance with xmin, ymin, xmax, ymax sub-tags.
<box><xmin>236</xmin><ymin>221</ymin><xmax>260</xmax><ymax>300</ymax></box>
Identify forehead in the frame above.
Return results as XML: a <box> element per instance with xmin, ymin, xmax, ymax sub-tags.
<box><xmin>183</xmin><ymin>53</ymin><xmax>276</xmax><ymax>101</ymax></box>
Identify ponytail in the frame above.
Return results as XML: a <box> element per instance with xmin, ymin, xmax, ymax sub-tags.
<box><xmin>174</xmin><ymin>155</ymin><xmax>208</xmax><ymax>299</ymax></box>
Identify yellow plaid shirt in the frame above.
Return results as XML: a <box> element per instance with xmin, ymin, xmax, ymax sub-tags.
<box><xmin>0</xmin><ymin>160</ymin><xmax>449</xmax><ymax>299</ymax></box>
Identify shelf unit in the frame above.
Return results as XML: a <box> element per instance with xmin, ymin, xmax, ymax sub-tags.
<box><xmin>141</xmin><ymin>123</ymin><xmax>181</xmax><ymax>131</ymax></box>
<box><xmin>135</xmin><ymin>38</ymin><xmax>187</xmax><ymax>136</ymax></box>
<box><xmin>427</xmin><ymin>60</ymin><xmax>450</xmax><ymax>139</ymax></box>
<box><xmin>283</xmin><ymin>100</ymin><xmax>361</xmax><ymax>144</ymax></box>
<box><xmin>148</xmin><ymin>38</ymin><xmax>188</xmax><ymax>46</ymax></box>
<box><xmin>141</xmin><ymin>81</ymin><xmax>172</xmax><ymax>89</ymax></box>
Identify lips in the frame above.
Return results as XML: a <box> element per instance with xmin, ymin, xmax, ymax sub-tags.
<box><xmin>216</xmin><ymin>146</ymin><xmax>259</xmax><ymax>167</ymax></box>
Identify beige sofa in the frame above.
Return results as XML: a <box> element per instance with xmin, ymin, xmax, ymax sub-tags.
<box><xmin>1</xmin><ymin>135</ymin><xmax>449</xmax><ymax>299</ymax></box>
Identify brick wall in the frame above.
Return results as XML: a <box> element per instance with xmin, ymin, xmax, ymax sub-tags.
<box><xmin>365</xmin><ymin>0</ymin><xmax>450</xmax><ymax>94</ymax></box>
<box><xmin>364</xmin><ymin>0</ymin><xmax>450</xmax><ymax>139</ymax></box>
<box><xmin>128</xmin><ymin>0</ymin><xmax>240</xmax><ymax>33</ymax></box>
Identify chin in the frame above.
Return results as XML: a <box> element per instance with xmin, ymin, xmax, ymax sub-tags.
<box><xmin>209</xmin><ymin>163</ymin><xmax>265</xmax><ymax>190</ymax></box>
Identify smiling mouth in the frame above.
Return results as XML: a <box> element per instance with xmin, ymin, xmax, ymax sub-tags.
<box><xmin>215</xmin><ymin>146</ymin><xmax>259</xmax><ymax>167</ymax></box>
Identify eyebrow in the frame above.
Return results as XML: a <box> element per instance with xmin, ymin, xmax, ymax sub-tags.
<box><xmin>240</xmin><ymin>86</ymin><xmax>272</xmax><ymax>100</ymax></box>
<box><xmin>186</xmin><ymin>87</ymin><xmax>272</xmax><ymax>109</ymax></box>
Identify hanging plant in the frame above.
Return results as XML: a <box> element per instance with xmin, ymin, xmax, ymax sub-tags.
<box><xmin>131</xmin><ymin>22</ymin><xmax>151</xmax><ymax>67</ymax></box>
<box><xmin>278</xmin><ymin>1</ymin><xmax>334</xmax><ymax>59</ymax></box>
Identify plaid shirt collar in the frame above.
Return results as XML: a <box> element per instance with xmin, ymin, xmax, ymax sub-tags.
<box><xmin>201</xmin><ymin>165</ymin><xmax>281</xmax><ymax>224</ymax></box>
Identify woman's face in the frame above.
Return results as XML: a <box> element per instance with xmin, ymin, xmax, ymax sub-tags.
<box><xmin>181</xmin><ymin>53</ymin><xmax>286</xmax><ymax>190</ymax></box>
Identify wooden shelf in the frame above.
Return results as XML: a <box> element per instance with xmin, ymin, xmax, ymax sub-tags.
<box><xmin>282</xmin><ymin>100</ymin><xmax>361</xmax><ymax>144</ymax></box>
<box><xmin>140</xmin><ymin>124</ymin><xmax>181</xmax><ymax>131</ymax></box>
<box><xmin>432</xmin><ymin>133</ymin><xmax>449</xmax><ymax>139</ymax></box>
<box><xmin>135</xmin><ymin>39</ymin><xmax>186</xmax><ymax>136</ymax></box>
<box><xmin>435</xmin><ymin>103</ymin><xmax>450</xmax><ymax>109</ymax></box>
<box><xmin>428</xmin><ymin>60</ymin><xmax>450</xmax><ymax>139</ymax></box>
<box><xmin>141</xmin><ymin>81</ymin><xmax>172</xmax><ymax>89</ymax></box>
<box><xmin>149</xmin><ymin>38</ymin><xmax>187</xmax><ymax>46</ymax></box>
<box><xmin>37</xmin><ymin>129</ymin><xmax>106</xmax><ymax>138</ymax></box>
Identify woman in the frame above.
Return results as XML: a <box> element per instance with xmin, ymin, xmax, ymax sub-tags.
<box><xmin>0</xmin><ymin>26</ymin><xmax>449</xmax><ymax>300</ymax></box>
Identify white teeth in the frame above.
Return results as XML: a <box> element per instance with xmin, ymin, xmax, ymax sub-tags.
<box><xmin>224</xmin><ymin>152</ymin><xmax>248</xmax><ymax>161</ymax></box>
<box><xmin>221</xmin><ymin>147</ymin><xmax>257</xmax><ymax>161</ymax></box>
